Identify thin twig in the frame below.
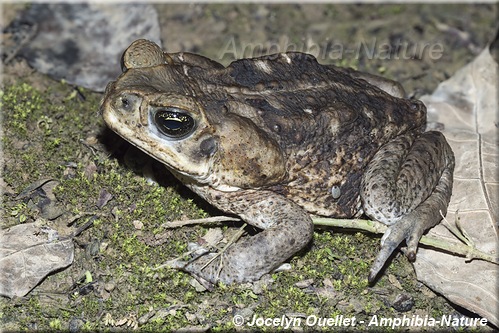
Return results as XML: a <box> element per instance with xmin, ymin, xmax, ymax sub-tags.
<box><xmin>440</xmin><ymin>211</ymin><xmax>472</xmax><ymax>246</ymax></box>
<box><xmin>162</xmin><ymin>214</ymin><xmax>498</xmax><ymax>265</ymax></box>
<box><xmin>153</xmin><ymin>248</ymin><xmax>200</xmax><ymax>271</ymax></box>
<box><xmin>313</xmin><ymin>217</ymin><xmax>387</xmax><ymax>234</ymax></box>
<box><xmin>162</xmin><ymin>216</ymin><xmax>241</xmax><ymax>228</ymax></box>
<box><xmin>313</xmin><ymin>216</ymin><xmax>498</xmax><ymax>265</ymax></box>
<box><xmin>201</xmin><ymin>223</ymin><xmax>247</xmax><ymax>270</ymax></box>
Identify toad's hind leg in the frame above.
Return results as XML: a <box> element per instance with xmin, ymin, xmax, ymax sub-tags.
<box><xmin>176</xmin><ymin>190</ymin><xmax>314</xmax><ymax>285</ymax></box>
<box><xmin>360</xmin><ymin>131</ymin><xmax>454</xmax><ymax>282</ymax></box>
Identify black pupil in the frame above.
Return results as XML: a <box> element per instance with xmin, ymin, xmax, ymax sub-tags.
<box><xmin>154</xmin><ymin>109</ymin><xmax>195</xmax><ymax>138</ymax></box>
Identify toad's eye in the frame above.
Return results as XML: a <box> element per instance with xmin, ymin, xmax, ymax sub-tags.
<box><xmin>153</xmin><ymin>108</ymin><xmax>196</xmax><ymax>139</ymax></box>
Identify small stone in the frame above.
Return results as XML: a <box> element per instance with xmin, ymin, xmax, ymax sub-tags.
<box><xmin>68</xmin><ymin>317</ymin><xmax>84</xmax><ymax>333</ymax></box>
<box><xmin>185</xmin><ymin>312</ymin><xmax>197</xmax><ymax>323</ymax></box>
<box><xmin>388</xmin><ymin>274</ymin><xmax>403</xmax><ymax>290</ymax></box>
<box><xmin>234</xmin><ymin>307</ymin><xmax>254</xmax><ymax>321</ymax></box>
<box><xmin>96</xmin><ymin>188</ymin><xmax>113</xmax><ymax>209</ymax></box>
<box><xmin>252</xmin><ymin>275</ymin><xmax>274</xmax><ymax>294</ymax></box>
<box><xmin>104</xmin><ymin>282</ymin><xmax>116</xmax><ymax>292</ymax></box>
<box><xmin>392</xmin><ymin>293</ymin><xmax>414</xmax><ymax>312</ymax></box>
<box><xmin>272</xmin><ymin>263</ymin><xmax>291</xmax><ymax>273</ymax></box>
<box><xmin>190</xmin><ymin>278</ymin><xmax>207</xmax><ymax>292</ymax></box>
<box><xmin>138</xmin><ymin>310</ymin><xmax>155</xmax><ymax>325</ymax></box>
<box><xmin>85</xmin><ymin>136</ymin><xmax>98</xmax><ymax>145</ymax></box>
<box><xmin>133</xmin><ymin>220</ymin><xmax>144</xmax><ymax>230</ymax></box>
<box><xmin>294</xmin><ymin>278</ymin><xmax>314</xmax><ymax>288</ymax></box>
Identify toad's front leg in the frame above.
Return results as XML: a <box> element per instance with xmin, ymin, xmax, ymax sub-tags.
<box><xmin>361</xmin><ymin>131</ymin><xmax>455</xmax><ymax>282</ymax></box>
<box><xmin>177</xmin><ymin>190</ymin><xmax>314</xmax><ymax>285</ymax></box>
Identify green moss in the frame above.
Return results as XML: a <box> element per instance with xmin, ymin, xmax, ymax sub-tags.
<box><xmin>9</xmin><ymin>202</ymin><xmax>30</xmax><ymax>223</ymax></box>
<box><xmin>0</xmin><ymin>83</ymin><xmax>43</xmax><ymax>136</ymax></box>
<box><xmin>49</xmin><ymin>319</ymin><xmax>62</xmax><ymax>330</ymax></box>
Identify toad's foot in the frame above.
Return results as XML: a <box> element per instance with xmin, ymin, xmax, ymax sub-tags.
<box><xmin>368</xmin><ymin>178</ymin><xmax>453</xmax><ymax>282</ymax></box>
<box><xmin>361</xmin><ymin>131</ymin><xmax>455</xmax><ymax>282</ymax></box>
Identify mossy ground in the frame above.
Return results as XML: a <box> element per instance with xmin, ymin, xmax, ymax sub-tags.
<box><xmin>1</xmin><ymin>3</ymin><xmax>496</xmax><ymax>332</ymax></box>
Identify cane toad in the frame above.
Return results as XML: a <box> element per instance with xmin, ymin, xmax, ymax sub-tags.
<box><xmin>101</xmin><ymin>39</ymin><xmax>455</xmax><ymax>285</ymax></box>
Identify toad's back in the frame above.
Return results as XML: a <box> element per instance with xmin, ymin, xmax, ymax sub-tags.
<box><xmin>187</xmin><ymin>53</ymin><xmax>427</xmax><ymax>217</ymax></box>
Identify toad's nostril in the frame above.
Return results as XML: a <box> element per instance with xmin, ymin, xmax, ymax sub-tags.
<box><xmin>116</xmin><ymin>93</ymin><xmax>142</xmax><ymax>114</ymax></box>
<box><xmin>121</xmin><ymin>97</ymin><xmax>130</xmax><ymax>109</ymax></box>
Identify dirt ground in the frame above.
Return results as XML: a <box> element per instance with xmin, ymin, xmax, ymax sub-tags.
<box><xmin>1</xmin><ymin>3</ymin><xmax>497</xmax><ymax>332</ymax></box>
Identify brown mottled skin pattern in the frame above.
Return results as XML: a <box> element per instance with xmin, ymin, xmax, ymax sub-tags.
<box><xmin>101</xmin><ymin>39</ymin><xmax>455</xmax><ymax>286</ymax></box>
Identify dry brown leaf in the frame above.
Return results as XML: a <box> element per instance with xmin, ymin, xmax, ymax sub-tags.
<box><xmin>0</xmin><ymin>222</ymin><xmax>74</xmax><ymax>298</ymax></box>
<box><xmin>417</xmin><ymin>45</ymin><xmax>498</xmax><ymax>326</ymax></box>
